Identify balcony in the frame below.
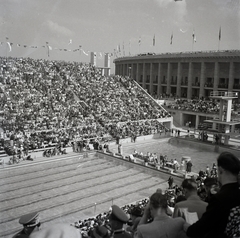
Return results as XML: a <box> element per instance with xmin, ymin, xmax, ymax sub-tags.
<box><xmin>210</xmin><ymin>91</ymin><xmax>238</xmax><ymax>98</ymax></box>
<box><xmin>218</xmin><ymin>84</ymin><xmax>228</xmax><ymax>89</ymax></box>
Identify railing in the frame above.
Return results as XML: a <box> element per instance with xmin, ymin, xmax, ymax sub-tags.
<box><xmin>210</xmin><ymin>91</ymin><xmax>239</xmax><ymax>97</ymax></box>
<box><xmin>132</xmin><ymin>79</ymin><xmax>170</xmax><ymax>115</ymax></box>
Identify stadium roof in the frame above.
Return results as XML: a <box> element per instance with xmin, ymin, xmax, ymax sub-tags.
<box><xmin>114</xmin><ymin>50</ymin><xmax>240</xmax><ymax>63</ymax></box>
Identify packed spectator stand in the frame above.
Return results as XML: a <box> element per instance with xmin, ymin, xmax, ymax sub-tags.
<box><xmin>165</xmin><ymin>98</ymin><xmax>240</xmax><ymax>123</ymax></box>
<box><xmin>2</xmin><ymin>56</ymin><xmax>239</xmax><ymax>238</ymax></box>
<box><xmin>71</xmin><ymin>164</ymin><xmax>219</xmax><ymax>238</ymax></box>
<box><xmin>166</xmin><ymin>99</ymin><xmax>220</xmax><ymax>114</ymax></box>
<box><xmin>0</xmin><ymin>56</ymin><xmax>171</xmax><ymax>161</ymax></box>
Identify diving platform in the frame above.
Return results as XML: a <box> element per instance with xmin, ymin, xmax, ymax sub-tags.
<box><xmin>210</xmin><ymin>91</ymin><xmax>238</xmax><ymax>100</ymax></box>
<box><xmin>204</xmin><ymin>120</ymin><xmax>240</xmax><ymax>126</ymax></box>
<box><xmin>204</xmin><ymin>91</ymin><xmax>240</xmax><ymax>144</ymax></box>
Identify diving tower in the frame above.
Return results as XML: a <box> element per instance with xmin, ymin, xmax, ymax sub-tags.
<box><xmin>204</xmin><ymin>91</ymin><xmax>239</xmax><ymax>145</ymax></box>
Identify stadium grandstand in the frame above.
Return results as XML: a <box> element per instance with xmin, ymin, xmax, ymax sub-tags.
<box><xmin>0</xmin><ymin>53</ymin><xmax>240</xmax><ymax>238</ymax></box>
<box><xmin>0</xmin><ymin>56</ymin><xmax>172</xmax><ymax>154</ymax></box>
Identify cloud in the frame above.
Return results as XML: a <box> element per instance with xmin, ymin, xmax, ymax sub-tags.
<box><xmin>46</xmin><ymin>20</ymin><xmax>73</xmax><ymax>37</ymax></box>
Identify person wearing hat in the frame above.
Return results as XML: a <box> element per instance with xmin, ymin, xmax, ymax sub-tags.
<box><xmin>185</xmin><ymin>151</ymin><xmax>240</xmax><ymax>238</ymax></box>
<box><xmin>108</xmin><ymin>205</ymin><xmax>132</xmax><ymax>238</ymax></box>
<box><xmin>12</xmin><ymin>211</ymin><xmax>41</xmax><ymax>238</ymax></box>
<box><xmin>90</xmin><ymin>225</ymin><xmax>110</xmax><ymax>238</ymax></box>
<box><xmin>203</xmin><ymin>177</ymin><xmax>219</xmax><ymax>203</ymax></box>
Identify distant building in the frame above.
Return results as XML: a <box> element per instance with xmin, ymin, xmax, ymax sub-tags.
<box><xmin>114</xmin><ymin>50</ymin><xmax>240</xmax><ymax>100</ymax></box>
<box><xmin>90</xmin><ymin>52</ymin><xmax>111</xmax><ymax>76</ymax></box>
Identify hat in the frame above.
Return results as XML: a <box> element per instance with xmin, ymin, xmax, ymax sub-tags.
<box><xmin>92</xmin><ymin>226</ymin><xmax>109</xmax><ymax>238</ymax></box>
<box><xmin>129</xmin><ymin>206</ymin><xmax>142</xmax><ymax>217</ymax></box>
<box><xmin>204</xmin><ymin>177</ymin><xmax>218</xmax><ymax>187</ymax></box>
<box><xmin>19</xmin><ymin>211</ymin><xmax>40</xmax><ymax>227</ymax></box>
<box><xmin>110</xmin><ymin>205</ymin><xmax>129</xmax><ymax>223</ymax></box>
<box><xmin>217</xmin><ymin>152</ymin><xmax>240</xmax><ymax>175</ymax></box>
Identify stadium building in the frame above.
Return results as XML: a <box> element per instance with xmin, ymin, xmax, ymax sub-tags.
<box><xmin>114</xmin><ymin>51</ymin><xmax>240</xmax><ymax>132</ymax></box>
<box><xmin>114</xmin><ymin>50</ymin><xmax>240</xmax><ymax>100</ymax></box>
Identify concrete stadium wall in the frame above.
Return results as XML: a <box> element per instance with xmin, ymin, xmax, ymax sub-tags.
<box><xmin>97</xmin><ymin>151</ymin><xmax>184</xmax><ymax>185</ymax></box>
<box><xmin>168</xmin><ymin>137</ymin><xmax>240</xmax><ymax>157</ymax></box>
<box><xmin>118</xmin><ymin>133</ymin><xmax>170</xmax><ymax>144</ymax></box>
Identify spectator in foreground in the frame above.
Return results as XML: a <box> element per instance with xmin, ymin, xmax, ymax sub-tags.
<box><xmin>126</xmin><ymin>206</ymin><xmax>143</xmax><ymax>236</ymax></box>
<box><xmin>29</xmin><ymin>223</ymin><xmax>81</xmax><ymax>238</ymax></box>
<box><xmin>173</xmin><ymin>179</ymin><xmax>207</xmax><ymax>219</ymax></box>
<box><xmin>13</xmin><ymin>211</ymin><xmax>41</xmax><ymax>238</ymax></box>
<box><xmin>134</xmin><ymin>193</ymin><xmax>188</xmax><ymax>238</ymax></box>
<box><xmin>108</xmin><ymin>205</ymin><xmax>132</xmax><ymax>238</ymax></box>
<box><xmin>90</xmin><ymin>225</ymin><xmax>110</xmax><ymax>238</ymax></box>
<box><xmin>185</xmin><ymin>151</ymin><xmax>240</xmax><ymax>238</ymax></box>
<box><xmin>203</xmin><ymin>177</ymin><xmax>219</xmax><ymax>203</ymax></box>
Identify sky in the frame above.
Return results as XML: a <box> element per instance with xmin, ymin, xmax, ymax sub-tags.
<box><xmin>0</xmin><ymin>0</ymin><xmax>239</xmax><ymax>73</ymax></box>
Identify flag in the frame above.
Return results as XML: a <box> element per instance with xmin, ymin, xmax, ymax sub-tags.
<box><xmin>98</xmin><ymin>52</ymin><xmax>103</xmax><ymax>59</ymax></box>
<box><xmin>82</xmin><ymin>49</ymin><xmax>88</xmax><ymax>56</ymax></box>
<box><xmin>79</xmin><ymin>45</ymin><xmax>82</xmax><ymax>55</ymax></box>
<box><xmin>46</xmin><ymin>42</ymin><xmax>52</xmax><ymax>57</ymax></box>
<box><xmin>114</xmin><ymin>49</ymin><xmax>118</xmax><ymax>57</ymax></box>
<box><xmin>153</xmin><ymin>34</ymin><xmax>155</xmax><ymax>46</ymax></box>
<box><xmin>7</xmin><ymin>42</ymin><xmax>12</xmax><ymax>52</ymax></box>
<box><xmin>219</xmin><ymin>27</ymin><xmax>221</xmax><ymax>41</ymax></box>
<box><xmin>138</xmin><ymin>37</ymin><xmax>141</xmax><ymax>45</ymax></box>
<box><xmin>170</xmin><ymin>33</ymin><xmax>173</xmax><ymax>44</ymax></box>
<box><xmin>192</xmin><ymin>30</ymin><xmax>196</xmax><ymax>42</ymax></box>
<box><xmin>129</xmin><ymin>40</ymin><xmax>131</xmax><ymax>56</ymax></box>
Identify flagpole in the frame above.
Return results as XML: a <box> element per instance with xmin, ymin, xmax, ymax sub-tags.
<box><xmin>138</xmin><ymin>37</ymin><xmax>141</xmax><ymax>54</ymax></box>
<box><xmin>192</xmin><ymin>29</ymin><xmax>195</xmax><ymax>52</ymax></box>
<box><xmin>46</xmin><ymin>42</ymin><xmax>49</xmax><ymax>57</ymax></box>
<box><xmin>6</xmin><ymin>37</ymin><xmax>9</xmax><ymax>61</ymax></box>
<box><xmin>170</xmin><ymin>33</ymin><xmax>173</xmax><ymax>52</ymax></box>
<box><xmin>79</xmin><ymin>45</ymin><xmax>82</xmax><ymax>57</ymax></box>
<box><xmin>129</xmin><ymin>40</ymin><xmax>131</xmax><ymax>56</ymax></box>
<box><xmin>6</xmin><ymin>43</ymin><xmax>8</xmax><ymax>59</ymax></box>
<box><xmin>218</xmin><ymin>27</ymin><xmax>221</xmax><ymax>51</ymax></box>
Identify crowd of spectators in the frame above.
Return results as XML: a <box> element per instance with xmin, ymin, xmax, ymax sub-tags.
<box><xmin>65</xmin><ymin>145</ymin><xmax>222</xmax><ymax>237</ymax></box>
<box><xmin>0</xmin><ymin>56</ymin><xmax>170</xmax><ymax>159</ymax></box>
<box><xmin>68</xmin><ymin>152</ymin><xmax>240</xmax><ymax>238</ymax></box>
<box><xmin>16</xmin><ymin>162</ymin><xmax>240</xmax><ymax>238</ymax></box>
<box><xmin>69</xmin><ymin>169</ymin><xmax>218</xmax><ymax>237</ymax></box>
<box><xmin>167</xmin><ymin>99</ymin><xmax>220</xmax><ymax>114</ymax></box>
